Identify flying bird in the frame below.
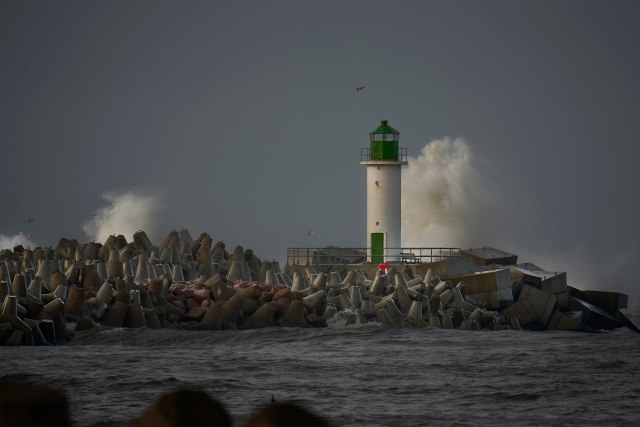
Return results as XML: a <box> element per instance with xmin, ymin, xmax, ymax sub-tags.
<box><xmin>27</xmin><ymin>218</ymin><xmax>34</xmax><ymax>223</ymax></box>
<box><xmin>306</xmin><ymin>229</ymin><xmax>315</xmax><ymax>237</ymax></box>
<box><xmin>356</xmin><ymin>86</ymin><xmax>366</xmax><ymax>91</ymax></box>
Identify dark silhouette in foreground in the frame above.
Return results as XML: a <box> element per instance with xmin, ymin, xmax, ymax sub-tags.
<box><xmin>244</xmin><ymin>402</ymin><xmax>331</xmax><ymax>427</ymax></box>
<box><xmin>134</xmin><ymin>388</ymin><xmax>232</xmax><ymax>427</ymax></box>
<box><xmin>0</xmin><ymin>382</ymin><xmax>70</xmax><ymax>427</ymax></box>
<box><xmin>0</xmin><ymin>383</ymin><xmax>330</xmax><ymax>427</ymax></box>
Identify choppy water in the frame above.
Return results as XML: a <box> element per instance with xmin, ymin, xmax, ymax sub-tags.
<box><xmin>2</xmin><ymin>325</ymin><xmax>639</xmax><ymax>427</ymax></box>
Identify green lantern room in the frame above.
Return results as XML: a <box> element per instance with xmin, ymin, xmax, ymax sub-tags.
<box><xmin>369</xmin><ymin>120</ymin><xmax>400</xmax><ymax>161</ymax></box>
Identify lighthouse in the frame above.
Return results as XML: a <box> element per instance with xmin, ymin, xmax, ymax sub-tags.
<box><xmin>361</xmin><ymin>120</ymin><xmax>408</xmax><ymax>263</ymax></box>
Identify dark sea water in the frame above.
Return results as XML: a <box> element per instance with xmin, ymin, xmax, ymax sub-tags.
<box><xmin>2</xmin><ymin>324</ymin><xmax>639</xmax><ymax>427</ymax></box>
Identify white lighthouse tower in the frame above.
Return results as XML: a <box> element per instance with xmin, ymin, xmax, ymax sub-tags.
<box><xmin>360</xmin><ymin>120</ymin><xmax>408</xmax><ymax>263</ymax></box>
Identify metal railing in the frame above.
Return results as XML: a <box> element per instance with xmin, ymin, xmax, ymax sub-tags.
<box><xmin>360</xmin><ymin>147</ymin><xmax>408</xmax><ymax>163</ymax></box>
<box><xmin>286</xmin><ymin>247</ymin><xmax>460</xmax><ymax>266</ymax></box>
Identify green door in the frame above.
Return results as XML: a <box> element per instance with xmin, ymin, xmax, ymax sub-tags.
<box><xmin>371</xmin><ymin>233</ymin><xmax>384</xmax><ymax>264</ymax></box>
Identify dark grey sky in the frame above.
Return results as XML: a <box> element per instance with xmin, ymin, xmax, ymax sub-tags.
<box><xmin>1</xmin><ymin>1</ymin><xmax>639</xmax><ymax>295</ymax></box>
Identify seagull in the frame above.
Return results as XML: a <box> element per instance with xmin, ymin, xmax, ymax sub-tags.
<box><xmin>356</xmin><ymin>86</ymin><xmax>366</xmax><ymax>91</ymax></box>
<box><xmin>306</xmin><ymin>229</ymin><xmax>315</xmax><ymax>237</ymax></box>
<box><xmin>27</xmin><ymin>218</ymin><xmax>34</xmax><ymax>223</ymax></box>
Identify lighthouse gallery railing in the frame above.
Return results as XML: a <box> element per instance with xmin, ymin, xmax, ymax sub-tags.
<box><xmin>286</xmin><ymin>247</ymin><xmax>460</xmax><ymax>266</ymax></box>
<box><xmin>360</xmin><ymin>147</ymin><xmax>408</xmax><ymax>162</ymax></box>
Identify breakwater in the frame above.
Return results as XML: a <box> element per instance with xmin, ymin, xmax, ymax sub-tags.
<box><xmin>1</xmin><ymin>229</ymin><xmax>638</xmax><ymax>347</ymax></box>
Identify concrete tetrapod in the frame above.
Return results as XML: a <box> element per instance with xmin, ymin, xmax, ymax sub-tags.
<box><xmin>328</xmin><ymin>271</ymin><xmax>341</xmax><ymax>286</ymax></box>
<box><xmin>52</xmin><ymin>284</ymin><xmax>68</xmax><ymax>301</ymax></box>
<box><xmin>94</xmin><ymin>281</ymin><xmax>115</xmax><ymax>319</ymax></box>
<box><xmin>95</xmin><ymin>260</ymin><xmax>108</xmax><ymax>282</ymax></box>
<box><xmin>452</xmin><ymin>282</ymin><xmax>477</xmax><ymax>312</ymax></box>
<box><xmin>404</xmin><ymin>299</ymin><xmax>427</xmax><ymax>327</ymax></box>
<box><xmin>27</xmin><ymin>279</ymin><xmax>43</xmax><ymax>301</ymax></box>
<box><xmin>48</xmin><ymin>271</ymin><xmax>67</xmax><ymax>294</ymax></box>
<box><xmin>376</xmin><ymin>308</ymin><xmax>395</xmax><ymax>326</ymax></box>
<box><xmin>123</xmin><ymin>261</ymin><xmax>135</xmax><ymax>278</ymax></box>
<box><xmin>171</xmin><ymin>264</ymin><xmax>185</xmax><ymax>282</ymax></box>
<box><xmin>342</xmin><ymin>270</ymin><xmax>357</xmax><ymax>286</ymax></box>
<box><xmin>291</xmin><ymin>272</ymin><xmax>307</xmax><ymax>292</ymax></box>
<box><xmin>134</xmin><ymin>254</ymin><xmax>151</xmax><ymax>286</ymax></box>
<box><xmin>222</xmin><ymin>294</ymin><xmax>244</xmax><ymax>330</ymax></box>
<box><xmin>64</xmin><ymin>286</ymin><xmax>87</xmax><ymax>319</ymax></box>
<box><xmin>23</xmin><ymin>318</ymin><xmax>51</xmax><ymax>345</ymax></box>
<box><xmin>200</xmin><ymin>300</ymin><xmax>224</xmax><ymax>330</ymax></box>
<box><xmin>141</xmin><ymin>290</ymin><xmax>162</xmax><ymax>329</ymax></box>
<box><xmin>303</xmin><ymin>290</ymin><xmax>326</xmax><ymax>313</ymax></box>
<box><xmin>369</xmin><ymin>275</ymin><xmax>386</xmax><ymax>296</ymax></box>
<box><xmin>211</xmin><ymin>277</ymin><xmax>235</xmax><ymax>301</ymax></box>
<box><xmin>440</xmin><ymin>313</ymin><xmax>454</xmax><ymax>329</ymax></box>
<box><xmin>11</xmin><ymin>273</ymin><xmax>27</xmax><ymax>298</ymax></box>
<box><xmin>35</xmin><ymin>260</ymin><xmax>54</xmax><ymax>288</ymax></box>
<box><xmin>124</xmin><ymin>290</ymin><xmax>147</xmax><ymax>328</ymax></box>
<box><xmin>232</xmin><ymin>245</ymin><xmax>244</xmax><ymax>262</ymax></box>
<box><xmin>394</xmin><ymin>285</ymin><xmax>412</xmax><ymax>315</ymax></box>
<box><xmin>428</xmin><ymin>314</ymin><xmax>442</xmax><ymax>328</ymax></box>
<box><xmin>239</xmin><ymin>301</ymin><xmax>276</xmax><ymax>329</ymax></box>
<box><xmin>40</xmin><ymin>297</ymin><xmax>65</xmax><ymax>320</ymax></box>
<box><xmin>439</xmin><ymin>288</ymin><xmax>454</xmax><ymax>308</ymax></box>
<box><xmin>383</xmin><ymin>299</ymin><xmax>404</xmax><ymax>325</ymax></box>
<box><xmin>211</xmin><ymin>246</ymin><xmax>225</xmax><ymax>264</ymax></box>
<box><xmin>102</xmin><ymin>301</ymin><xmax>128</xmax><ymax>328</ymax></box>
<box><xmin>81</xmin><ymin>264</ymin><xmax>102</xmax><ymax>292</ymax></box>
<box><xmin>227</xmin><ymin>261</ymin><xmax>243</xmax><ymax>282</ymax></box>
<box><xmin>264</xmin><ymin>268</ymin><xmax>278</xmax><ymax>286</ymax></box>
<box><xmin>349</xmin><ymin>285</ymin><xmax>363</xmax><ymax>309</ymax></box>
<box><xmin>434</xmin><ymin>280</ymin><xmax>452</xmax><ymax>296</ymax></box>
<box><xmin>312</xmin><ymin>272</ymin><xmax>327</xmax><ymax>291</ymax></box>
<box><xmin>65</xmin><ymin>264</ymin><xmax>79</xmax><ymax>284</ymax></box>
<box><xmin>282</xmin><ymin>300</ymin><xmax>306</xmax><ymax>327</ymax></box>
<box><xmin>335</xmin><ymin>294</ymin><xmax>354</xmax><ymax>312</ymax></box>
<box><xmin>241</xmin><ymin>261</ymin><xmax>253</xmax><ymax>282</ymax></box>
<box><xmin>2</xmin><ymin>295</ymin><xmax>32</xmax><ymax>334</ymax></box>
<box><xmin>395</xmin><ymin>273</ymin><xmax>408</xmax><ymax>290</ymax></box>
<box><xmin>0</xmin><ymin>281</ymin><xmax>10</xmax><ymax>308</ymax></box>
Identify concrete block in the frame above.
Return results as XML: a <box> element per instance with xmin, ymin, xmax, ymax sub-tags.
<box><xmin>412</xmin><ymin>258</ymin><xmax>478</xmax><ymax>279</ymax></box>
<box><xmin>582</xmin><ymin>290</ymin><xmax>628</xmax><ymax>315</ymax></box>
<box><xmin>567</xmin><ymin>285</ymin><xmax>586</xmax><ymax>300</ymax></box>
<box><xmin>614</xmin><ymin>308</ymin><xmax>640</xmax><ymax>334</ymax></box>
<box><xmin>504</xmin><ymin>300</ymin><xmax>538</xmax><ymax>327</ymax></box>
<box><xmin>449</xmin><ymin>308</ymin><xmax>466</xmax><ymax>328</ymax></box>
<box><xmin>452</xmin><ymin>268</ymin><xmax>514</xmax><ymax>310</ymax></box>
<box><xmin>510</xmin><ymin>265</ymin><xmax>568</xmax><ymax>310</ymax></box>
<box><xmin>460</xmin><ymin>247</ymin><xmax>518</xmax><ymax>266</ymax></box>
<box><xmin>501</xmin><ymin>285</ymin><xmax>557</xmax><ymax>330</ymax></box>
<box><xmin>547</xmin><ymin>310</ymin><xmax>591</xmax><ymax>332</ymax></box>
<box><xmin>375</xmin><ymin>308</ymin><xmax>395</xmax><ymax>326</ymax></box>
<box><xmin>568</xmin><ymin>297</ymin><xmax>623</xmax><ymax>330</ymax></box>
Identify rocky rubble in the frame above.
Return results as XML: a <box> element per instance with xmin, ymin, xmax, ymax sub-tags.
<box><xmin>1</xmin><ymin>232</ymin><xmax>638</xmax><ymax>346</ymax></box>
